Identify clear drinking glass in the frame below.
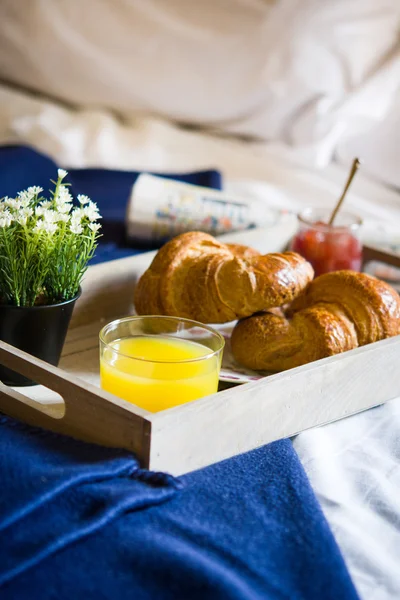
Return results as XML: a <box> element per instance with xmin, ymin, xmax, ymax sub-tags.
<box><xmin>99</xmin><ymin>315</ymin><xmax>225</xmax><ymax>413</ymax></box>
<box><xmin>290</xmin><ymin>208</ymin><xmax>363</xmax><ymax>277</ymax></box>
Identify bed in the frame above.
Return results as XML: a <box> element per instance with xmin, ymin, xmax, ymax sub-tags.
<box><xmin>0</xmin><ymin>2</ymin><xmax>400</xmax><ymax>598</ymax></box>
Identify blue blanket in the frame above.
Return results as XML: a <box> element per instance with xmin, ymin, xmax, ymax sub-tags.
<box><xmin>0</xmin><ymin>145</ymin><xmax>359</xmax><ymax>599</ymax></box>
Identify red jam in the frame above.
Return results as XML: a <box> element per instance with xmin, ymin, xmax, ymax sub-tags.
<box><xmin>291</xmin><ymin>220</ymin><xmax>362</xmax><ymax>277</ymax></box>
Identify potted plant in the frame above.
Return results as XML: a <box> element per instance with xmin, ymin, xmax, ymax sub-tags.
<box><xmin>0</xmin><ymin>169</ymin><xmax>101</xmax><ymax>386</ymax></box>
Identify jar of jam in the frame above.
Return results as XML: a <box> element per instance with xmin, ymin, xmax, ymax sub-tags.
<box><xmin>290</xmin><ymin>208</ymin><xmax>363</xmax><ymax>277</ymax></box>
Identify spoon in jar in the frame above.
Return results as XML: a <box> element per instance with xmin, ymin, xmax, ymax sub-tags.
<box><xmin>328</xmin><ymin>158</ymin><xmax>361</xmax><ymax>226</ymax></box>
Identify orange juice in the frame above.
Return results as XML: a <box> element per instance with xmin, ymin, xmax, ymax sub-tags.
<box><xmin>100</xmin><ymin>336</ymin><xmax>221</xmax><ymax>412</ymax></box>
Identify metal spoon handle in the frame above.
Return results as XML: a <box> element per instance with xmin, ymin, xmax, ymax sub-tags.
<box><xmin>328</xmin><ymin>158</ymin><xmax>361</xmax><ymax>226</ymax></box>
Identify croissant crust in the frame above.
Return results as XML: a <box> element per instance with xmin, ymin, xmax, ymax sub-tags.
<box><xmin>134</xmin><ymin>232</ymin><xmax>314</xmax><ymax>323</ymax></box>
<box><xmin>231</xmin><ymin>270</ymin><xmax>400</xmax><ymax>371</ymax></box>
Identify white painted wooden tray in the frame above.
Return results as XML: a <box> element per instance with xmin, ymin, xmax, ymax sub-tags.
<box><xmin>0</xmin><ymin>222</ymin><xmax>399</xmax><ymax>476</ymax></box>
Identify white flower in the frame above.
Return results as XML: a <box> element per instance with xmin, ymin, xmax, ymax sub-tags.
<box><xmin>17</xmin><ymin>190</ymin><xmax>32</xmax><ymax>203</ymax></box>
<box><xmin>70</xmin><ymin>222</ymin><xmax>83</xmax><ymax>235</ymax></box>
<box><xmin>4</xmin><ymin>198</ymin><xmax>22</xmax><ymax>211</ymax></box>
<box><xmin>35</xmin><ymin>206</ymin><xmax>49</xmax><ymax>218</ymax></box>
<box><xmin>77</xmin><ymin>194</ymin><xmax>91</xmax><ymax>205</ymax></box>
<box><xmin>57</xmin><ymin>186</ymin><xmax>73</xmax><ymax>204</ymax></box>
<box><xmin>69</xmin><ymin>202</ymin><xmax>102</xmax><ymax>230</ymax></box>
<box><xmin>33</xmin><ymin>220</ymin><xmax>46</xmax><ymax>233</ymax></box>
<box><xmin>88</xmin><ymin>222</ymin><xmax>101</xmax><ymax>233</ymax></box>
<box><xmin>33</xmin><ymin>220</ymin><xmax>58</xmax><ymax>235</ymax></box>
<box><xmin>45</xmin><ymin>222</ymin><xmax>58</xmax><ymax>235</ymax></box>
<box><xmin>15</xmin><ymin>207</ymin><xmax>33</xmax><ymax>226</ymax></box>
<box><xmin>0</xmin><ymin>205</ymin><xmax>11</xmax><ymax>218</ymax></box>
<box><xmin>56</xmin><ymin>202</ymin><xmax>72</xmax><ymax>215</ymax></box>
<box><xmin>0</xmin><ymin>211</ymin><xmax>13</xmax><ymax>227</ymax></box>
<box><xmin>55</xmin><ymin>186</ymin><xmax>73</xmax><ymax>213</ymax></box>
<box><xmin>42</xmin><ymin>209</ymin><xmax>59</xmax><ymax>224</ymax></box>
<box><xmin>40</xmin><ymin>201</ymin><xmax>53</xmax><ymax>210</ymax></box>
<box><xmin>83</xmin><ymin>202</ymin><xmax>101</xmax><ymax>222</ymax></box>
<box><xmin>70</xmin><ymin>208</ymin><xmax>85</xmax><ymax>222</ymax></box>
<box><xmin>16</xmin><ymin>215</ymin><xmax>28</xmax><ymax>226</ymax></box>
<box><xmin>58</xmin><ymin>168</ymin><xmax>68</xmax><ymax>180</ymax></box>
<box><xmin>38</xmin><ymin>209</ymin><xmax>67</xmax><ymax>224</ymax></box>
<box><xmin>27</xmin><ymin>186</ymin><xmax>43</xmax><ymax>196</ymax></box>
<box><xmin>19</xmin><ymin>199</ymin><xmax>31</xmax><ymax>208</ymax></box>
<box><xmin>35</xmin><ymin>202</ymin><xmax>53</xmax><ymax>217</ymax></box>
<box><xmin>56</xmin><ymin>213</ymin><xmax>70</xmax><ymax>223</ymax></box>
<box><xmin>17</xmin><ymin>187</ymin><xmax>42</xmax><ymax>204</ymax></box>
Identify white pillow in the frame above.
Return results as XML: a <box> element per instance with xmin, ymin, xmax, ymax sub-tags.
<box><xmin>336</xmin><ymin>90</ymin><xmax>400</xmax><ymax>190</ymax></box>
<box><xmin>0</xmin><ymin>0</ymin><xmax>399</xmax><ymax>166</ymax></box>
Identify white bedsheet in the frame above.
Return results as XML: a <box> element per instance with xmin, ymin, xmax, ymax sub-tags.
<box><xmin>0</xmin><ymin>85</ymin><xmax>400</xmax><ymax>600</ymax></box>
<box><xmin>294</xmin><ymin>402</ymin><xmax>400</xmax><ymax>600</ymax></box>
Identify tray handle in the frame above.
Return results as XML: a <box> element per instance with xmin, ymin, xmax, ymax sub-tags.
<box><xmin>362</xmin><ymin>244</ymin><xmax>400</xmax><ymax>269</ymax></box>
<box><xmin>0</xmin><ymin>340</ymin><xmax>151</xmax><ymax>464</ymax></box>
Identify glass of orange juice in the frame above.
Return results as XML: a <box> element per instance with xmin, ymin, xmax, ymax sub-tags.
<box><xmin>99</xmin><ymin>316</ymin><xmax>225</xmax><ymax>413</ymax></box>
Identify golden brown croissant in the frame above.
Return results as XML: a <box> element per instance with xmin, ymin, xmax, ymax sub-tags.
<box><xmin>134</xmin><ymin>232</ymin><xmax>314</xmax><ymax>323</ymax></box>
<box><xmin>231</xmin><ymin>270</ymin><xmax>400</xmax><ymax>372</ymax></box>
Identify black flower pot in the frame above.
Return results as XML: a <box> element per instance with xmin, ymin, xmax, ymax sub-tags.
<box><xmin>0</xmin><ymin>291</ymin><xmax>81</xmax><ymax>386</ymax></box>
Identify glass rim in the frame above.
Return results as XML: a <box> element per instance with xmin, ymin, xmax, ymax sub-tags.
<box><xmin>297</xmin><ymin>208</ymin><xmax>363</xmax><ymax>232</ymax></box>
<box><xmin>99</xmin><ymin>314</ymin><xmax>225</xmax><ymax>364</ymax></box>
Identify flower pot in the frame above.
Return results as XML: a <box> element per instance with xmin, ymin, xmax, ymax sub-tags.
<box><xmin>0</xmin><ymin>291</ymin><xmax>81</xmax><ymax>386</ymax></box>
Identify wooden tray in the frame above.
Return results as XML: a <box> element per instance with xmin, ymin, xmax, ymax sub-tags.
<box><xmin>0</xmin><ymin>223</ymin><xmax>399</xmax><ymax>476</ymax></box>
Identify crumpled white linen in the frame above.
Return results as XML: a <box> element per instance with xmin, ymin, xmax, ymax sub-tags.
<box><xmin>0</xmin><ymin>0</ymin><xmax>399</xmax><ymax>169</ymax></box>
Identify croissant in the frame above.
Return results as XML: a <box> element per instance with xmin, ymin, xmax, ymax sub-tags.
<box><xmin>231</xmin><ymin>270</ymin><xmax>400</xmax><ymax>372</ymax></box>
<box><xmin>134</xmin><ymin>232</ymin><xmax>314</xmax><ymax>324</ymax></box>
